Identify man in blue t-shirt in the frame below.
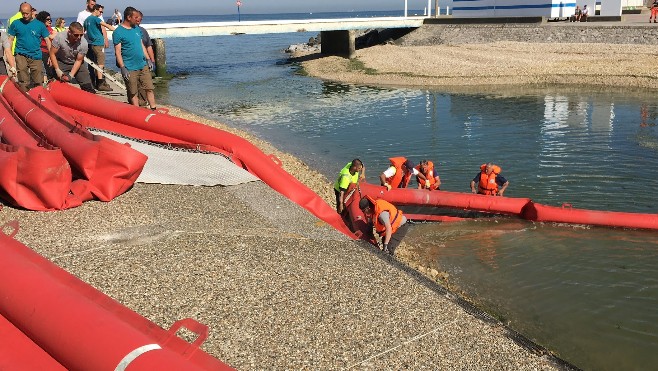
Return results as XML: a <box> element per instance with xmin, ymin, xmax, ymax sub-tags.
<box><xmin>84</xmin><ymin>4</ymin><xmax>114</xmax><ymax>91</ymax></box>
<box><xmin>7</xmin><ymin>2</ymin><xmax>51</xmax><ymax>91</ymax></box>
<box><xmin>113</xmin><ymin>6</ymin><xmax>156</xmax><ymax>109</ymax></box>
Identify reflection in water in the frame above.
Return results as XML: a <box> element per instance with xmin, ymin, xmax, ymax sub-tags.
<box><xmin>158</xmin><ymin>34</ymin><xmax>658</xmax><ymax>369</ymax></box>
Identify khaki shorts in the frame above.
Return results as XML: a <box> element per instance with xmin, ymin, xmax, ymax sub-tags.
<box><xmin>125</xmin><ymin>66</ymin><xmax>154</xmax><ymax>99</ymax></box>
<box><xmin>91</xmin><ymin>45</ymin><xmax>105</xmax><ymax>65</ymax></box>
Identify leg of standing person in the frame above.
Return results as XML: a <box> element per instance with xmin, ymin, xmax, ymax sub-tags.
<box><xmin>125</xmin><ymin>69</ymin><xmax>140</xmax><ymax>105</ymax></box>
<box><xmin>15</xmin><ymin>54</ymin><xmax>30</xmax><ymax>91</ymax></box>
<box><xmin>138</xmin><ymin>89</ymin><xmax>147</xmax><ymax>106</ymax></box>
<box><xmin>28</xmin><ymin>57</ymin><xmax>43</xmax><ymax>88</ymax></box>
<box><xmin>86</xmin><ymin>48</ymin><xmax>98</xmax><ymax>87</ymax></box>
<box><xmin>137</xmin><ymin>66</ymin><xmax>156</xmax><ymax>109</ymax></box>
<box><xmin>92</xmin><ymin>45</ymin><xmax>111</xmax><ymax>91</ymax></box>
<box><xmin>0</xmin><ymin>59</ymin><xmax>7</xmax><ymax>75</ymax></box>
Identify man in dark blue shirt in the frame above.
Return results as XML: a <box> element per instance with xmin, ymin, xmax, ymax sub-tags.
<box><xmin>470</xmin><ymin>163</ymin><xmax>509</xmax><ymax>196</ymax></box>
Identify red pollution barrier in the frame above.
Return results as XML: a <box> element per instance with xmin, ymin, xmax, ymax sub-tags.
<box><xmin>0</xmin><ymin>221</ymin><xmax>232</xmax><ymax>370</ymax></box>
<box><xmin>343</xmin><ymin>184</ymin><xmax>376</xmax><ymax>243</ymax></box>
<box><xmin>0</xmin><ymin>313</ymin><xmax>66</xmax><ymax>370</ymax></box>
<box><xmin>0</xmin><ymin>86</ymin><xmax>84</xmax><ymax>210</ymax></box>
<box><xmin>522</xmin><ymin>202</ymin><xmax>658</xmax><ymax>230</ymax></box>
<box><xmin>57</xmin><ymin>105</ymin><xmax>229</xmax><ymax>154</ymax></box>
<box><xmin>48</xmin><ymin>81</ymin><xmax>355</xmax><ymax>238</ymax></box>
<box><xmin>359</xmin><ymin>182</ymin><xmax>658</xmax><ymax>230</ymax></box>
<box><xmin>405</xmin><ymin>214</ymin><xmax>467</xmax><ymax>222</ymax></box>
<box><xmin>0</xmin><ymin>143</ymin><xmax>82</xmax><ymax>210</ymax></box>
<box><xmin>29</xmin><ymin>88</ymin><xmax>192</xmax><ymax>146</ymax></box>
<box><xmin>359</xmin><ymin>182</ymin><xmax>531</xmax><ymax>216</ymax></box>
<box><xmin>0</xmin><ymin>93</ymin><xmax>42</xmax><ymax>148</ymax></box>
<box><xmin>1</xmin><ymin>78</ymin><xmax>147</xmax><ymax>202</ymax></box>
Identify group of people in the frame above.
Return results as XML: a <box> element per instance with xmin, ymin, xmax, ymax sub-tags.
<box><xmin>0</xmin><ymin>1</ymin><xmax>157</xmax><ymax>110</ymax></box>
<box><xmin>333</xmin><ymin>157</ymin><xmax>510</xmax><ymax>254</ymax></box>
<box><xmin>570</xmin><ymin>5</ymin><xmax>589</xmax><ymax>22</ymax></box>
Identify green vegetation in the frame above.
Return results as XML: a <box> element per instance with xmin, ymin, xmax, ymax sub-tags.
<box><xmin>293</xmin><ymin>64</ymin><xmax>309</xmax><ymax>76</ymax></box>
<box><xmin>348</xmin><ymin>58</ymin><xmax>378</xmax><ymax>75</ymax></box>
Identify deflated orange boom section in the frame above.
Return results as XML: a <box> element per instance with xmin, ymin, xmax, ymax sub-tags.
<box><xmin>0</xmin><ymin>80</ymin><xmax>80</xmax><ymax>210</ymax></box>
<box><xmin>0</xmin><ymin>79</ymin><xmax>147</xmax><ymax>202</ymax></box>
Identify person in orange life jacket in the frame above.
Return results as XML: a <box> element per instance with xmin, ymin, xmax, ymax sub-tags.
<box><xmin>379</xmin><ymin>157</ymin><xmax>427</xmax><ymax>191</ymax></box>
<box><xmin>470</xmin><ymin>162</ymin><xmax>509</xmax><ymax>196</ymax></box>
<box><xmin>416</xmin><ymin>159</ymin><xmax>441</xmax><ymax>190</ymax></box>
<box><xmin>333</xmin><ymin>159</ymin><xmax>365</xmax><ymax>214</ymax></box>
<box><xmin>359</xmin><ymin>196</ymin><xmax>407</xmax><ymax>254</ymax></box>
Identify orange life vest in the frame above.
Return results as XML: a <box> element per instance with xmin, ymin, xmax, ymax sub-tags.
<box><xmin>385</xmin><ymin>157</ymin><xmax>411</xmax><ymax>189</ymax></box>
<box><xmin>370</xmin><ymin>197</ymin><xmax>404</xmax><ymax>237</ymax></box>
<box><xmin>415</xmin><ymin>161</ymin><xmax>439</xmax><ymax>190</ymax></box>
<box><xmin>478</xmin><ymin>164</ymin><xmax>501</xmax><ymax>195</ymax></box>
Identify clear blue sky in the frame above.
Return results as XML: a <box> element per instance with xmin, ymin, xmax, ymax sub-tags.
<box><xmin>1</xmin><ymin>0</ymin><xmax>426</xmax><ymax>20</ymax></box>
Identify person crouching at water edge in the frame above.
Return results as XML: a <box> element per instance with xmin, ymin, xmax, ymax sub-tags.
<box><xmin>470</xmin><ymin>162</ymin><xmax>509</xmax><ymax>196</ymax></box>
<box><xmin>333</xmin><ymin>159</ymin><xmax>365</xmax><ymax>214</ymax></box>
<box><xmin>416</xmin><ymin>159</ymin><xmax>441</xmax><ymax>190</ymax></box>
<box><xmin>359</xmin><ymin>196</ymin><xmax>407</xmax><ymax>255</ymax></box>
<box><xmin>380</xmin><ymin>157</ymin><xmax>427</xmax><ymax>191</ymax></box>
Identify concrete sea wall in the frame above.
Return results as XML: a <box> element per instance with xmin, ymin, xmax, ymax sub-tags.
<box><xmin>398</xmin><ymin>20</ymin><xmax>658</xmax><ymax>45</ymax></box>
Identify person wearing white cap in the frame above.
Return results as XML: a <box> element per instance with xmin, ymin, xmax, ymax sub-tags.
<box><xmin>379</xmin><ymin>156</ymin><xmax>428</xmax><ymax>191</ymax></box>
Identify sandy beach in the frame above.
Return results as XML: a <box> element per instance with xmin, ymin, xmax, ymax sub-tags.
<box><xmin>299</xmin><ymin>41</ymin><xmax>658</xmax><ymax>89</ymax></box>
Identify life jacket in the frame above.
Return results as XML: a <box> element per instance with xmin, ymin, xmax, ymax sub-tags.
<box><xmin>368</xmin><ymin>196</ymin><xmax>404</xmax><ymax>237</ymax></box>
<box><xmin>385</xmin><ymin>157</ymin><xmax>411</xmax><ymax>189</ymax></box>
<box><xmin>415</xmin><ymin>161</ymin><xmax>439</xmax><ymax>190</ymax></box>
<box><xmin>478</xmin><ymin>164</ymin><xmax>501</xmax><ymax>195</ymax></box>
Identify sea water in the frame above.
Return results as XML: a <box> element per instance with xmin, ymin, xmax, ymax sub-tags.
<box><xmin>106</xmin><ymin>11</ymin><xmax>657</xmax><ymax>370</ymax></box>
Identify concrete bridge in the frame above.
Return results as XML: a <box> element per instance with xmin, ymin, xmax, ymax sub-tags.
<box><xmin>138</xmin><ymin>16</ymin><xmax>425</xmax><ymax>60</ymax></box>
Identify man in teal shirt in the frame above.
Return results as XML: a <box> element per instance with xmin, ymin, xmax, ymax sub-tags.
<box><xmin>113</xmin><ymin>6</ymin><xmax>156</xmax><ymax>109</ymax></box>
<box><xmin>333</xmin><ymin>159</ymin><xmax>365</xmax><ymax>213</ymax></box>
<box><xmin>84</xmin><ymin>4</ymin><xmax>114</xmax><ymax>91</ymax></box>
<box><xmin>7</xmin><ymin>2</ymin><xmax>50</xmax><ymax>91</ymax></box>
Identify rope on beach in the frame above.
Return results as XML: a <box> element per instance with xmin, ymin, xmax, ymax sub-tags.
<box><xmin>345</xmin><ymin>319</ymin><xmax>460</xmax><ymax>369</ymax></box>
